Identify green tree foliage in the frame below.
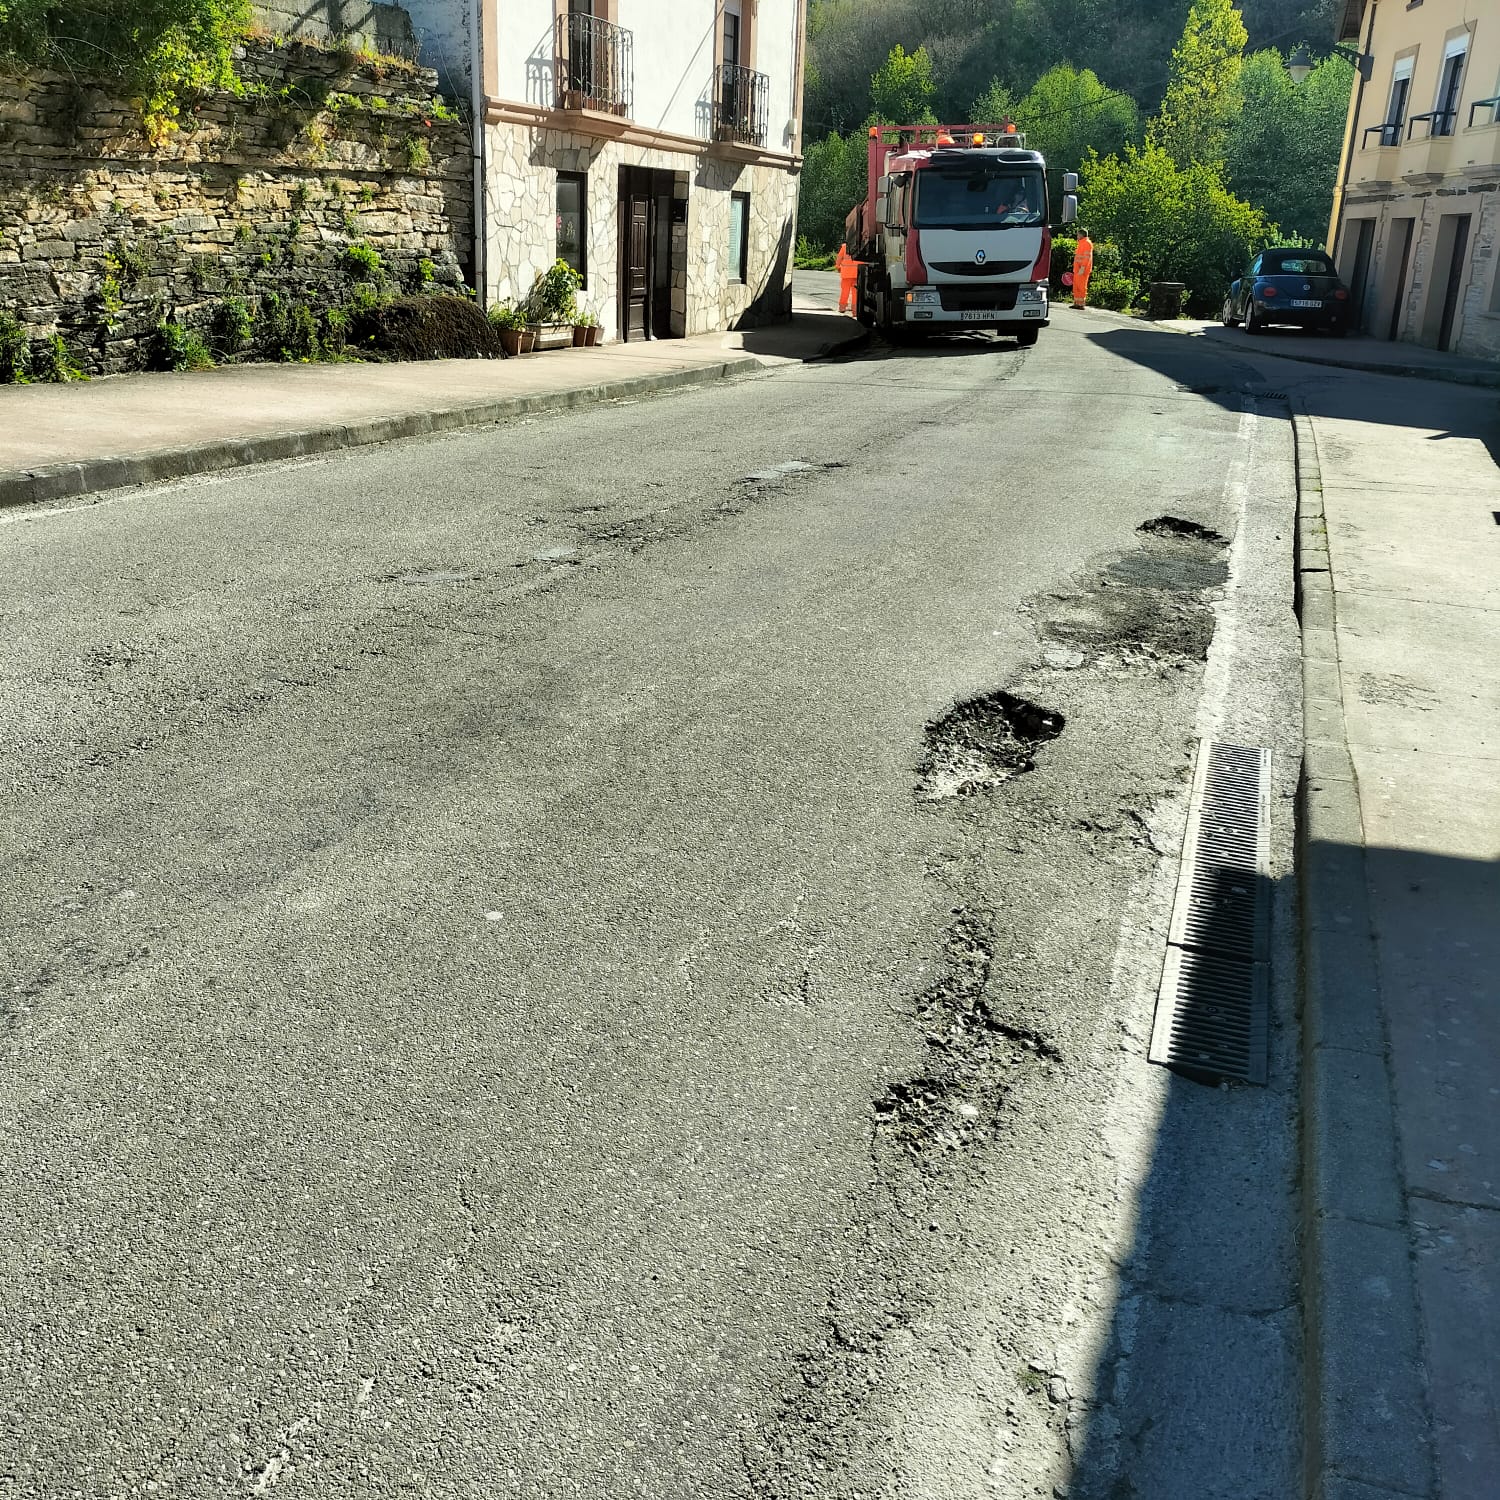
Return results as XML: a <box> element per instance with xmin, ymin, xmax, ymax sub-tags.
<box><xmin>0</xmin><ymin>0</ymin><xmax>253</xmax><ymax>140</ymax></box>
<box><xmin>1226</xmin><ymin>48</ymin><xmax>1354</xmax><ymax>241</ymax></box>
<box><xmin>869</xmin><ymin>42</ymin><xmax>938</xmax><ymax>124</ymax></box>
<box><xmin>1013</xmin><ymin>64</ymin><xmax>1140</xmax><ymax>174</ymax></box>
<box><xmin>1150</xmin><ymin>0</ymin><xmax>1249</xmax><ymax>167</ymax></box>
<box><xmin>970</xmin><ymin>78</ymin><xmax>1018</xmax><ymax>125</ymax></box>
<box><xmin>1081</xmin><ymin>142</ymin><xmax>1275</xmax><ymax>312</ymax></box>
<box><xmin>798</xmin><ymin>129</ymin><xmax>869</xmax><ymax>251</ymax></box>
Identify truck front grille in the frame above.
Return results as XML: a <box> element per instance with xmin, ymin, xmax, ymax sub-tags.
<box><xmin>937</xmin><ymin>285</ymin><xmax>1021</xmax><ymax>313</ymax></box>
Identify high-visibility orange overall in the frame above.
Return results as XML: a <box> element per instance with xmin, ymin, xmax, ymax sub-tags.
<box><xmin>836</xmin><ymin>243</ymin><xmax>860</xmax><ymax>314</ymax></box>
<box><xmin>1072</xmin><ymin>234</ymin><xmax>1094</xmax><ymax>308</ymax></box>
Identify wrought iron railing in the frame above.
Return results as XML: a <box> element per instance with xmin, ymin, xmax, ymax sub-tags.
<box><xmin>1361</xmin><ymin>121</ymin><xmax>1403</xmax><ymax>148</ymax></box>
<box><xmin>1468</xmin><ymin>95</ymin><xmax>1500</xmax><ymax>128</ymax></box>
<box><xmin>555</xmin><ymin>13</ymin><xmax>633</xmax><ymax>117</ymax></box>
<box><xmin>713</xmin><ymin>62</ymin><xmax>770</xmax><ymax>147</ymax></box>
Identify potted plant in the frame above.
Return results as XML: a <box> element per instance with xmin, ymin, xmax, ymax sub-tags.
<box><xmin>526</xmin><ymin>258</ymin><xmax>582</xmax><ymax>350</ymax></box>
<box><xmin>489</xmin><ymin>301</ymin><xmax>533</xmax><ymax>356</ymax></box>
<box><xmin>572</xmin><ymin>310</ymin><xmax>601</xmax><ymax>347</ymax></box>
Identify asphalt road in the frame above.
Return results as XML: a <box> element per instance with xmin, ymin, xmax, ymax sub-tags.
<box><xmin>2</xmin><ymin>290</ymin><xmax>1303</xmax><ymax>1498</ymax></box>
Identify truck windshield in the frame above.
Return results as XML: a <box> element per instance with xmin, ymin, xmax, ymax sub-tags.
<box><xmin>916</xmin><ymin>169</ymin><xmax>1045</xmax><ymax>229</ymax></box>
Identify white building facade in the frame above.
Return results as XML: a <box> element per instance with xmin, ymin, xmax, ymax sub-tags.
<box><xmin>405</xmin><ymin>0</ymin><xmax>807</xmax><ymax>342</ymax></box>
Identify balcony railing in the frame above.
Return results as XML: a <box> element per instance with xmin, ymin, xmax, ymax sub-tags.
<box><xmin>1468</xmin><ymin>95</ymin><xmax>1500</xmax><ymax>128</ymax></box>
<box><xmin>1407</xmin><ymin>108</ymin><xmax>1457</xmax><ymax>140</ymax></box>
<box><xmin>1361</xmin><ymin>121</ymin><xmax>1402</xmax><ymax>148</ymax></box>
<box><xmin>713</xmin><ymin>62</ymin><xmax>770</xmax><ymax>147</ymax></box>
<box><xmin>555</xmin><ymin>13</ymin><xmax>632</xmax><ymax>117</ymax></box>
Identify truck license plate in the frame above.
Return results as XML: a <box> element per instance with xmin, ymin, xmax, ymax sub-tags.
<box><xmin>1290</xmin><ymin>299</ymin><xmax>1321</xmax><ymax>308</ymax></box>
<box><xmin>1021</xmin><ymin>308</ymin><xmax>1043</xmax><ymax>317</ymax></box>
<box><xmin>960</xmin><ymin>310</ymin><xmax>990</xmax><ymax>321</ymax></box>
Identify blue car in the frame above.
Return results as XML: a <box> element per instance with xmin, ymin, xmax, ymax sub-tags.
<box><xmin>1222</xmin><ymin>247</ymin><xmax>1352</xmax><ymax>336</ymax></box>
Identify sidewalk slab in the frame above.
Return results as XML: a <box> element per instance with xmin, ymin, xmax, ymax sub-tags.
<box><xmin>1296</xmin><ymin>375</ymin><xmax>1500</xmax><ymax>1500</ymax></box>
<box><xmin>0</xmin><ymin>308</ymin><xmax>866</xmax><ymax>509</ymax></box>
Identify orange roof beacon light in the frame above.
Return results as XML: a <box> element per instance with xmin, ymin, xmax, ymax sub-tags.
<box><xmin>971</xmin><ymin>131</ymin><xmax>986</xmax><ymax>146</ymax></box>
<box><xmin>1000</xmin><ymin>119</ymin><xmax>1019</xmax><ymax>142</ymax></box>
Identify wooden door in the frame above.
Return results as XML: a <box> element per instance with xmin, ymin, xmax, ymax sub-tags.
<box><xmin>620</xmin><ymin>173</ymin><xmax>651</xmax><ymax>341</ymax></box>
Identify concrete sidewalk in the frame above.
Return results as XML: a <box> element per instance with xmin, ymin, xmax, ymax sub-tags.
<box><xmin>0</xmin><ymin>305</ymin><xmax>865</xmax><ymax>509</ymax></box>
<box><xmin>1296</xmin><ymin>370</ymin><xmax>1500</xmax><ymax>1500</ymax></box>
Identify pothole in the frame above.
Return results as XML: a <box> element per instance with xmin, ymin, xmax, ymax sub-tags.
<box><xmin>874</xmin><ymin>910</ymin><xmax>1060</xmax><ymax>1162</ymax></box>
<box><xmin>916</xmin><ymin>690</ymin><xmax>1064</xmax><ymax>802</ymax></box>
<box><xmin>1137</xmin><ymin>515</ymin><xmax>1225</xmax><ymax>543</ymax></box>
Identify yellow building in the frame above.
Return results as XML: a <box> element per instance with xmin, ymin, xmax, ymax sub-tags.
<box><xmin>1330</xmin><ymin>0</ymin><xmax>1500</xmax><ymax>357</ymax></box>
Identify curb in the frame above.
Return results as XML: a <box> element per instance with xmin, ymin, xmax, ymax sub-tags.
<box><xmin>0</xmin><ymin>356</ymin><xmax>761</xmax><ymax>511</ymax></box>
<box><xmin>1293</xmin><ymin>402</ymin><xmax>1436</xmax><ymax>1500</ymax></box>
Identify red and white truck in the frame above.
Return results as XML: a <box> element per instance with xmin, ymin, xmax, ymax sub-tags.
<box><xmin>843</xmin><ymin>123</ymin><xmax>1078</xmax><ymax>344</ymax></box>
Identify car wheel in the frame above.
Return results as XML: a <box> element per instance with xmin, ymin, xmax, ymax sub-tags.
<box><xmin>1221</xmin><ymin>297</ymin><xmax>1239</xmax><ymax>328</ymax></box>
<box><xmin>1243</xmin><ymin>302</ymin><xmax>1262</xmax><ymax>335</ymax></box>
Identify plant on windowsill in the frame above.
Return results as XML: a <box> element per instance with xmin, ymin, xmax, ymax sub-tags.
<box><xmin>525</xmin><ymin>258</ymin><xmax>583</xmax><ymax>349</ymax></box>
<box><xmin>572</xmin><ymin>309</ymin><xmax>601</xmax><ymax>347</ymax></box>
<box><xmin>488</xmin><ymin>301</ymin><xmax>535</xmax><ymax>356</ymax></box>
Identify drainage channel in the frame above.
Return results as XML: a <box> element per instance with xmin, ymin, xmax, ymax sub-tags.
<box><xmin>1149</xmin><ymin>739</ymin><xmax>1272</xmax><ymax>1085</ymax></box>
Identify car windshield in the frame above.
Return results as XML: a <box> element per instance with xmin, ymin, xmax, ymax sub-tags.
<box><xmin>1262</xmin><ymin>253</ymin><xmax>1336</xmax><ymax>276</ymax></box>
<box><xmin>916</xmin><ymin>169</ymin><xmax>1044</xmax><ymax>229</ymax></box>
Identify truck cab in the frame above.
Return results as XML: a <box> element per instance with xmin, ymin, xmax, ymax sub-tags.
<box><xmin>845</xmin><ymin>126</ymin><xmax>1077</xmax><ymax>344</ymax></box>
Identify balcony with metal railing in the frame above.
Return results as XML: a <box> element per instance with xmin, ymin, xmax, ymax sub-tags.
<box><xmin>712</xmin><ymin>62</ymin><xmax>770</xmax><ymax>148</ymax></box>
<box><xmin>555</xmin><ymin>12</ymin><xmax>633</xmax><ymax>117</ymax></box>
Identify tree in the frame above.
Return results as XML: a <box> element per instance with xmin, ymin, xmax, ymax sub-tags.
<box><xmin>970</xmin><ymin>78</ymin><xmax>1019</xmax><ymax>126</ymax></box>
<box><xmin>869</xmin><ymin>43</ymin><xmax>938</xmax><ymax>125</ymax></box>
<box><xmin>1150</xmin><ymin>0</ymin><xmax>1249</xmax><ymax>166</ymax></box>
<box><xmin>1226</xmin><ymin>49</ymin><xmax>1354</xmax><ymax>241</ymax></box>
<box><xmin>1016</xmin><ymin>64</ymin><xmax>1140</xmax><ymax>175</ymax></box>
<box><xmin>1081</xmin><ymin>141</ymin><xmax>1275</xmax><ymax>311</ymax></box>
<box><xmin>797</xmin><ymin>130</ymin><xmax>869</xmax><ymax>251</ymax></box>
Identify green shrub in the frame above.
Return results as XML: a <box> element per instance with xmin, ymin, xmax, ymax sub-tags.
<box><xmin>0</xmin><ymin>312</ymin><xmax>33</xmax><ymax>383</ymax></box>
<box><xmin>345</xmin><ymin>241</ymin><xmax>383</xmax><ymax>280</ymax></box>
<box><xmin>402</xmin><ymin>135</ymin><xmax>431</xmax><ymax>172</ymax></box>
<box><xmin>488</xmin><ymin>302</ymin><xmax>527</xmax><ymax>331</ymax></box>
<box><xmin>1086</xmin><ymin>269</ymin><xmax>1140</xmax><ymax>311</ymax></box>
<box><xmin>354</xmin><ymin>295</ymin><xmax>501</xmax><ymax>360</ymax></box>
<box><xmin>151</xmin><ymin>321</ymin><xmax>215</xmax><ymax>371</ymax></box>
<box><xmin>0</xmin><ymin>0</ymin><xmax>254</xmax><ymax>142</ymax></box>
<box><xmin>525</xmin><ymin>258</ymin><xmax>582</xmax><ymax>323</ymax></box>
<box><xmin>33</xmin><ymin>333</ymin><xmax>86</xmax><ymax>382</ymax></box>
<box><xmin>213</xmin><ymin>295</ymin><xmax>254</xmax><ymax>354</ymax></box>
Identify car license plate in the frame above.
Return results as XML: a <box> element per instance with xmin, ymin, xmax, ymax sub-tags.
<box><xmin>960</xmin><ymin>310</ymin><xmax>990</xmax><ymax>321</ymax></box>
<box><xmin>1290</xmin><ymin>299</ymin><xmax>1321</xmax><ymax>309</ymax></box>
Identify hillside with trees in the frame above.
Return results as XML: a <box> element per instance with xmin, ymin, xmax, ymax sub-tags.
<box><xmin>798</xmin><ymin>0</ymin><xmax>1352</xmax><ymax>315</ymax></box>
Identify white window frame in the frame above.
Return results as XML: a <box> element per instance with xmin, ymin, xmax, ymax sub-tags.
<box><xmin>1433</xmin><ymin>34</ymin><xmax>1469</xmax><ymax>134</ymax></box>
<box><xmin>1382</xmin><ymin>55</ymin><xmax>1415</xmax><ymax>145</ymax></box>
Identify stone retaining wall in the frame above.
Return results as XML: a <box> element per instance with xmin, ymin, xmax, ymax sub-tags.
<box><xmin>0</xmin><ymin>36</ymin><xmax>472</xmax><ymax>375</ymax></box>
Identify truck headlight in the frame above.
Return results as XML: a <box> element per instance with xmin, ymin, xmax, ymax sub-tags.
<box><xmin>1016</xmin><ymin>286</ymin><xmax>1045</xmax><ymax>304</ymax></box>
<box><xmin>905</xmin><ymin>288</ymin><xmax>940</xmax><ymax>306</ymax></box>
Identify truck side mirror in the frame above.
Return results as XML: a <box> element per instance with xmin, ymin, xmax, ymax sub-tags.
<box><xmin>1061</xmin><ymin>193</ymin><xmax>1078</xmax><ymax>226</ymax></box>
<box><xmin>1063</xmin><ymin>172</ymin><xmax>1080</xmax><ymax>193</ymax></box>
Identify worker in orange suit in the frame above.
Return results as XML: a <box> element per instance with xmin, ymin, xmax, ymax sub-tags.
<box><xmin>836</xmin><ymin>242</ymin><xmax>860</xmax><ymax>314</ymax></box>
<box><xmin>1072</xmin><ymin>229</ymin><xmax>1094</xmax><ymax>309</ymax></box>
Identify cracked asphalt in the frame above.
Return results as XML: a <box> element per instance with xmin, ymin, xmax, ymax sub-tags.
<box><xmin>2</xmin><ymin>294</ymin><xmax>1302</xmax><ymax>1498</ymax></box>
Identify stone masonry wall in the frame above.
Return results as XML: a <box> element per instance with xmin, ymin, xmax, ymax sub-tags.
<box><xmin>0</xmin><ymin>37</ymin><xmax>472</xmax><ymax>375</ymax></box>
<box><xmin>482</xmin><ymin>123</ymin><xmax>796</xmax><ymax>343</ymax></box>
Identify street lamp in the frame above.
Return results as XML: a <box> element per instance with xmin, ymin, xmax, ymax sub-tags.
<box><xmin>1288</xmin><ymin>42</ymin><xmax>1374</xmax><ymax>84</ymax></box>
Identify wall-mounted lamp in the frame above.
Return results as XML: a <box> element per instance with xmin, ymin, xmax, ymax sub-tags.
<box><xmin>1288</xmin><ymin>42</ymin><xmax>1374</xmax><ymax>85</ymax></box>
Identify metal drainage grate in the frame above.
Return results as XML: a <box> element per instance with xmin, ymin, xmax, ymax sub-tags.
<box><xmin>1149</xmin><ymin>741</ymin><xmax>1272</xmax><ymax>1086</ymax></box>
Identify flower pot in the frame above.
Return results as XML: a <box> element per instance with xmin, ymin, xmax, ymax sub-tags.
<box><xmin>585</xmin><ymin>326</ymin><xmax>601</xmax><ymax>346</ymax></box>
<box><xmin>527</xmin><ymin>321</ymin><xmax>574</xmax><ymax>351</ymax></box>
<box><xmin>572</xmin><ymin>325</ymin><xmax>588</xmax><ymax>347</ymax></box>
<box><xmin>498</xmin><ymin>325</ymin><xmax>524</xmax><ymax>356</ymax></box>
<box><xmin>521</xmin><ymin>327</ymin><xmax>538</xmax><ymax>353</ymax></box>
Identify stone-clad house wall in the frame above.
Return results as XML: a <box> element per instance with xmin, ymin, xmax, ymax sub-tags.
<box><xmin>0</xmin><ymin>38</ymin><xmax>472</xmax><ymax>375</ymax></box>
<box><xmin>484</xmin><ymin>125</ymin><xmax>794</xmax><ymax>338</ymax></box>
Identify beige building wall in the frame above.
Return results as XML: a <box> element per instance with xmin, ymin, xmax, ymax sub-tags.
<box><xmin>1332</xmin><ymin>0</ymin><xmax>1500</xmax><ymax>359</ymax></box>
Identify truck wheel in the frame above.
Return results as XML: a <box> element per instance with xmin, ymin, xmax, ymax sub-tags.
<box><xmin>1016</xmin><ymin>327</ymin><xmax>1040</xmax><ymax>347</ymax></box>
